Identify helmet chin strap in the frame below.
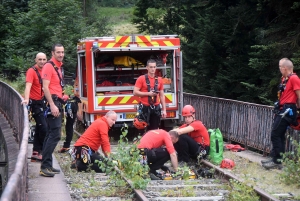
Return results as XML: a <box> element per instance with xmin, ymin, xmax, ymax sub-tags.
<box><xmin>186</xmin><ymin>115</ymin><xmax>195</xmax><ymax>126</ymax></box>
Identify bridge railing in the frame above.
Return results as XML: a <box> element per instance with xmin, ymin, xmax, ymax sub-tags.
<box><xmin>183</xmin><ymin>92</ymin><xmax>299</xmax><ymax>154</ymax></box>
<box><xmin>0</xmin><ymin>81</ymin><xmax>28</xmax><ymax>201</ymax></box>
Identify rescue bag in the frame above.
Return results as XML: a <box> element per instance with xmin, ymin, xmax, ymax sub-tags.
<box><xmin>113</xmin><ymin>56</ymin><xmax>143</xmax><ymax>67</ymax></box>
<box><xmin>208</xmin><ymin>128</ymin><xmax>224</xmax><ymax>165</ymax></box>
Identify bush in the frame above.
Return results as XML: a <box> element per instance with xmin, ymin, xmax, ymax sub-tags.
<box><xmin>280</xmin><ymin>139</ymin><xmax>300</xmax><ymax>187</ymax></box>
<box><xmin>226</xmin><ymin>179</ymin><xmax>260</xmax><ymax>201</ymax></box>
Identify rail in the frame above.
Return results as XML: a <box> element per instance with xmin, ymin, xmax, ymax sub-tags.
<box><xmin>183</xmin><ymin>92</ymin><xmax>299</xmax><ymax>154</ymax></box>
<box><xmin>0</xmin><ymin>81</ymin><xmax>28</xmax><ymax>201</ymax></box>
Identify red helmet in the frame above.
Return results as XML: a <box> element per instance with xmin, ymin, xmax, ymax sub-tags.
<box><xmin>133</xmin><ymin>117</ymin><xmax>147</xmax><ymax>129</ymax></box>
<box><xmin>220</xmin><ymin>159</ymin><xmax>235</xmax><ymax>169</ymax></box>
<box><xmin>291</xmin><ymin>116</ymin><xmax>300</xmax><ymax>130</ymax></box>
<box><xmin>182</xmin><ymin>105</ymin><xmax>195</xmax><ymax>117</ymax></box>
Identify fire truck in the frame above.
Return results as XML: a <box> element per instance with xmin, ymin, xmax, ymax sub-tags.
<box><xmin>74</xmin><ymin>35</ymin><xmax>183</xmax><ymax>134</ymax></box>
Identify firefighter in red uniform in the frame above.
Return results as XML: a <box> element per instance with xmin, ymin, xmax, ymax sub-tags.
<box><xmin>40</xmin><ymin>44</ymin><xmax>65</xmax><ymax>177</ymax></box>
<box><xmin>133</xmin><ymin>59</ymin><xmax>167</xmax><ymax>131</ymax></box>
<box><xmin>171</xmin><ymin>105</ymin><xmax>210</xmax><ymax>163</ymax></box>
<box><xmin>21</xmin><ymin>52</ymin><xmax>48</xmax><ymax>162</ymax></box>
<box><xmin>262</xmin><ymin>58</ymin><xmax>300</xmax><ymax>169</ymax></box>
<box><xmin>137</xmin><ymin>129</ymin><xmax>178</xmax><ymax>180</ymax></box>
<box><xmin>71</xmin><ymin>111</ymin><xmax>117</xmax><ymax>172</ymax></box>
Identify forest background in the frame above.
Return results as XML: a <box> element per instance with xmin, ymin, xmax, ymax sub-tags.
<box><xmin>0</xmin><ymin>0</ymin><xmax>299</xmax><ymax>105</ymax></box>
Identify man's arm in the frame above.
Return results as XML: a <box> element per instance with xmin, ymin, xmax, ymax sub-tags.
<box><xmin>133</xmin><ymin>86</ymin><xmax>156</xmax><ymax>97</ymax></box>
<box><xmin>159</xmin><ymin>89</ymin><xmax>166</xmax><ymax>118</ymax></box>
<box><xmin>21</xmin><ymin>82</ymin><xmax>32</xmax><ymax>105</ymax></box>
<box><xmin>170</xmin><ymin>152</ymin><xmax>178</xmax><ymax>172</ymax></box>
<box><xmin>99</xmin><ymin>127</ymin><xmax>111</xmax><ymax>157</ymax></box>
<box><xmin>172</xmin><ymin>126</ymin><xmax>194</xmax><ymax>135</ymax></box>
<box><xmin>43</xmin><ymin>79</ymin><xmax>59</xmax><ymax>117</ymax></box>
<box><xmin>296</xmin><ymin>90</ymin><xmax>300</xmax><ymax>108</ymax></box>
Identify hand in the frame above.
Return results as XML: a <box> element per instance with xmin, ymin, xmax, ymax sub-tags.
<box><xmin>161</xmin><ymin>110</ymin><xmax>167</xmax><ymax>118</ymax></box>
<box><xmin>50</xmin><ymin>104</ymin><xmax>60</xmax><ymax>117</ymax></box>
<box><xmin>21</xmin><ymin>99</ymin><xmax>29</xmax><ymax>105</ymax></box>
<box><xmin>148</xmin><ymin>91</ymin><xmax>158</xmax><ymax>97</ymax></box>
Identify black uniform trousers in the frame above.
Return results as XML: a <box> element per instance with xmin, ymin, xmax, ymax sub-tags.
<box><xmin>73</xmin><ymin>146</ymin><xmax>104</xmax><ymax>173</ymax></box>
<box><xmin>146</xmin><ymin>148</ymin><xmax>170</xmax><ymax>174</ymax></box>
<box><xmin>174</xmin><ymin>134</ymin><xmax>201</xmax><ymax>163</ymax></box>
<box><xmin>140</xmin><ymin>104</ymin><xmax>161</xmax><ymax>131</ymax></box>
<box><xmin>271</xmin><ymin>104</ymin><xmax>297</xmax><ymax>164</ymax></box>
<box><xmin>271</xmin><ymin>114</ymin><xmax>289</xmax><ymax>164</ymax></box>
<box><xmin>31</xmin><ymin>103</ymin><xmax>48</xmax><ymax>153</ymax></box>
<box><xmin>63</xmin><ymin>113</ymin><xmax>77</xmax><ymax>148</ymax></box>
<box><xmin>41</xmin><ymin>101</ymin><xmax>62</xmax><ymax>169</ymax></box>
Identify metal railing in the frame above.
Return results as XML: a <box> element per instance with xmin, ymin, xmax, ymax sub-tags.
<box><xmin>183</xmin><ymin>92</ymin><xmax>299</xmax><ymax>154</ymax></box>
<box><xmin>0</xmin><ymin>81</ymin><xmax>28</xmax><ymax>201</ymax></box>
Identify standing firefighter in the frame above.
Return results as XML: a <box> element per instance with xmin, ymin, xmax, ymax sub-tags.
<box><xmin>40</xmin><ymin>44</ymin><xmax>65</xmax><ymax>177</ymax></box>
<box><xmin>262</xmin><ymin>58</ymin><xmax>300</xmax><ymax>169</ymax></box>
<box><xmin>21</xmin><ymin>52</ymin><xmax>48</xmax><ymax>162</ymax></box>
<box><xmin>58</xmin><ymin>94</ymin><xmax>81</xmax><ymax>153</ymax></box>
<box><xmin>133</xmin><ymin>59</ymin><xmax>167</xmax><ymax>131</ymax></box>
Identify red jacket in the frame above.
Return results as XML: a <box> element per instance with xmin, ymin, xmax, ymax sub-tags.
<box><xmin>74</xmin><ymin>116</ymin><xmax>111</xmax><ymax>154</ymax></box>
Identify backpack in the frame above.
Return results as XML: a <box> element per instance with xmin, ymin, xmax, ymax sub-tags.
<box><xmin>207</xmin><ymin>128</ymin><xmax>224</xmax><ymax>165</ymax></box>
<box><xmin>113</xmin><ymin>56</ymin><xmax>143</xmax><ymax>67</ymax></box>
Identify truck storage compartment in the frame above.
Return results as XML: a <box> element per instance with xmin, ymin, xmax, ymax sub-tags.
<box><xmin>93</xmin><ymin>51</ymin><xmax>173</xmax><ymax>94</ymax></box>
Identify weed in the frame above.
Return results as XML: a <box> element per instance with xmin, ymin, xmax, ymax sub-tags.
<box><xmin>161</xmin><ymin>186</ymin><xmax>196</xmax><ymax>197</ymax></box>
<box><xmin>71</xmin><ymin>183</ymin><xmax>84</xmax><ymax>189</ymax></box>
<box><xmin>280</xmin><ymin>139</ymin><xmax>300</xmax><ymax>187</ymax></box>
<box><xmin>97</xmin><ymin>132</ymin><xmax>150</xmax><ymax>189</ymax></box>
<box><xmin>226</xmin><ymin>179</ymin><xmax>260</xmax><ymax>201</ymax></box>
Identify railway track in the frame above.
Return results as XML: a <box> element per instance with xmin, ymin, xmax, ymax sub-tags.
<box><xmin>72</xmin><ymin>130</ymin><xmax>286</xmax><ymax>201</ymax></box>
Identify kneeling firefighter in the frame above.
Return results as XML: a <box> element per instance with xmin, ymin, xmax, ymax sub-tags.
<box><xmin>70</xmin><ymin>111</ymin><xmax>117</xmax><ymax>172</ymax></box>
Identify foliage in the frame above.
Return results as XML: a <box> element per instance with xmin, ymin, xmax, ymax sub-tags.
<box><xmin>280</xmin><ymin>138</ymin><xmax>300</xmax><ymax>187</ymax></box>
<box><xmin>63</xmin><ymin>84</ymin><xmax>74</xmax><ymax>96</ymax></box>
<box><xmin>97</xmin><ymin>0</ymin><xmax>137</xmax><ymax>7</ymax></box>
<box><xmin>1</xmin><ymin>0</ymin><xmax>111</xmax><ymax>77</ymax></box>
<box><xmin>98</xmin><ymin>131</ymin><xmax>150</xmax><ymax>189</ymax></box>
<box><xmin>226</xmin><ymin>179</ymin><xmax>260</xmax><ymax>201</ymax></box>
<box><xmin>133</xmin><ymin>0</ymin><xmax>300</xmax><ymax>105</ymax></box>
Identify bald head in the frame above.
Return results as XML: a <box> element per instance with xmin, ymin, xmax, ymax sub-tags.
<box><xmin>169</xmin><ymin>130</ymin><xmax>179</xmax><ymax>143</ymax></box>
<box><xmin>35</xmin><ymin>52</ymin><xmax>47</xmax><ymax>69</ymax></box>
<box><xmin>280</xmin><ymin>58</ymin><xmax>293</xmax><ymax>70</ymax></box>
<box><xmin>105</xmin><ymin>110</ymin><xmax>117</xmax><ymax>127</ymax></box>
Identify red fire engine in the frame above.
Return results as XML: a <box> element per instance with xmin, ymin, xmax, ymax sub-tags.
<box><xmin>74</xmin><ymin>35</ymin><xmax>183</xmax><ymax>132</ymax></box>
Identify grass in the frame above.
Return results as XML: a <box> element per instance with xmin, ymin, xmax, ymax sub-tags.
<box><xmin>99</xmin><ymin>7</ymin><xmax>134</xmax><ymax>25</ymax></box>
<box><xmin>223</xmin><ymin>151</ymin><xmax>300</xmax><ymax>200</ymax></box>
<box><xmin>98</xmin><ymin>7</ymin><xmax>141</xmax><ymax>35</ymax></box>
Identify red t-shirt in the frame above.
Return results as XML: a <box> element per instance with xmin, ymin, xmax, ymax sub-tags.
<box><xmin>279</xmin><ymin>74</ymin><xmax>300</xmax><ymax>105</ymax></box>
<box><xmin>134</xmin><ymin>74</ymin><xmax>163</xmax><ymax>106</ymax></box>
<box><xmin>42</xmin><ymin>57</ymin><xmax>63</xmax><ymax>98</ymax></box>
<box><xmin>180</xmin><ymin>120</ymin><xmax>210</xmax><ymax>146</ymax></box>
<box><xmin>25</xmin><ymin>65</ymin><xmax>43</xmax><ymax>100</ymax></box>
<box><xmin>137</xmin><ymin>129</ymin><xmax>175</xmax><ymax>154</ymax></box>
<box><xmin>74</xmin><ymin>116</ymin><xmax>111</xmax><ymax>153</ymax></box>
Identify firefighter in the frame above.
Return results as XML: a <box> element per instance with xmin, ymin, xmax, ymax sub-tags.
<box><xmin>171</xmin><ymin>105</ymin><xmax>210</xmax><ymax>163</ymax></box>
<box><xmin>133</xmin><ymin>59</ymin><xmax>167</xmax><ymax>131</ymax></box>
<box><xmin>262</xmin><ymin>58</ymin><xmax>300</xmax><ymax>169</ymax></box>
<box><xmin>58</xmin><ymin>94</ymin><xmax>81</xmax><ymax>153</ymax></box>
<box><xmin>70</xmin><ymin>110</ymin><xmax>117</xmax><ymax>172</ymax></box>
<box><xmin>40</xmin><ymin>44</ymin><xmax>65</xmax><ymax>177</ymax></box>
<box><xmin>21</xmin><ymin>52</ymin><xmax>48</xmax><ymax>162</ymax></box>
<box><xmin>137</xmin><ymin>129</ymin><xmax>178</xmax><ymax>180</ymax></box>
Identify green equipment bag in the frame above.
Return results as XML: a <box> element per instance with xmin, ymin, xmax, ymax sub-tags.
<box><xmin>208</xmin><ymin>128</ymin><xmax>224</xmax><ymax>165</ymax></box>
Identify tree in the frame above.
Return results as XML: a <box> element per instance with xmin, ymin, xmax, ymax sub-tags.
<box><xmin>3</xmin><ymin>0</ymin><xmax>111</xmax><ymax>74</ymax></box>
